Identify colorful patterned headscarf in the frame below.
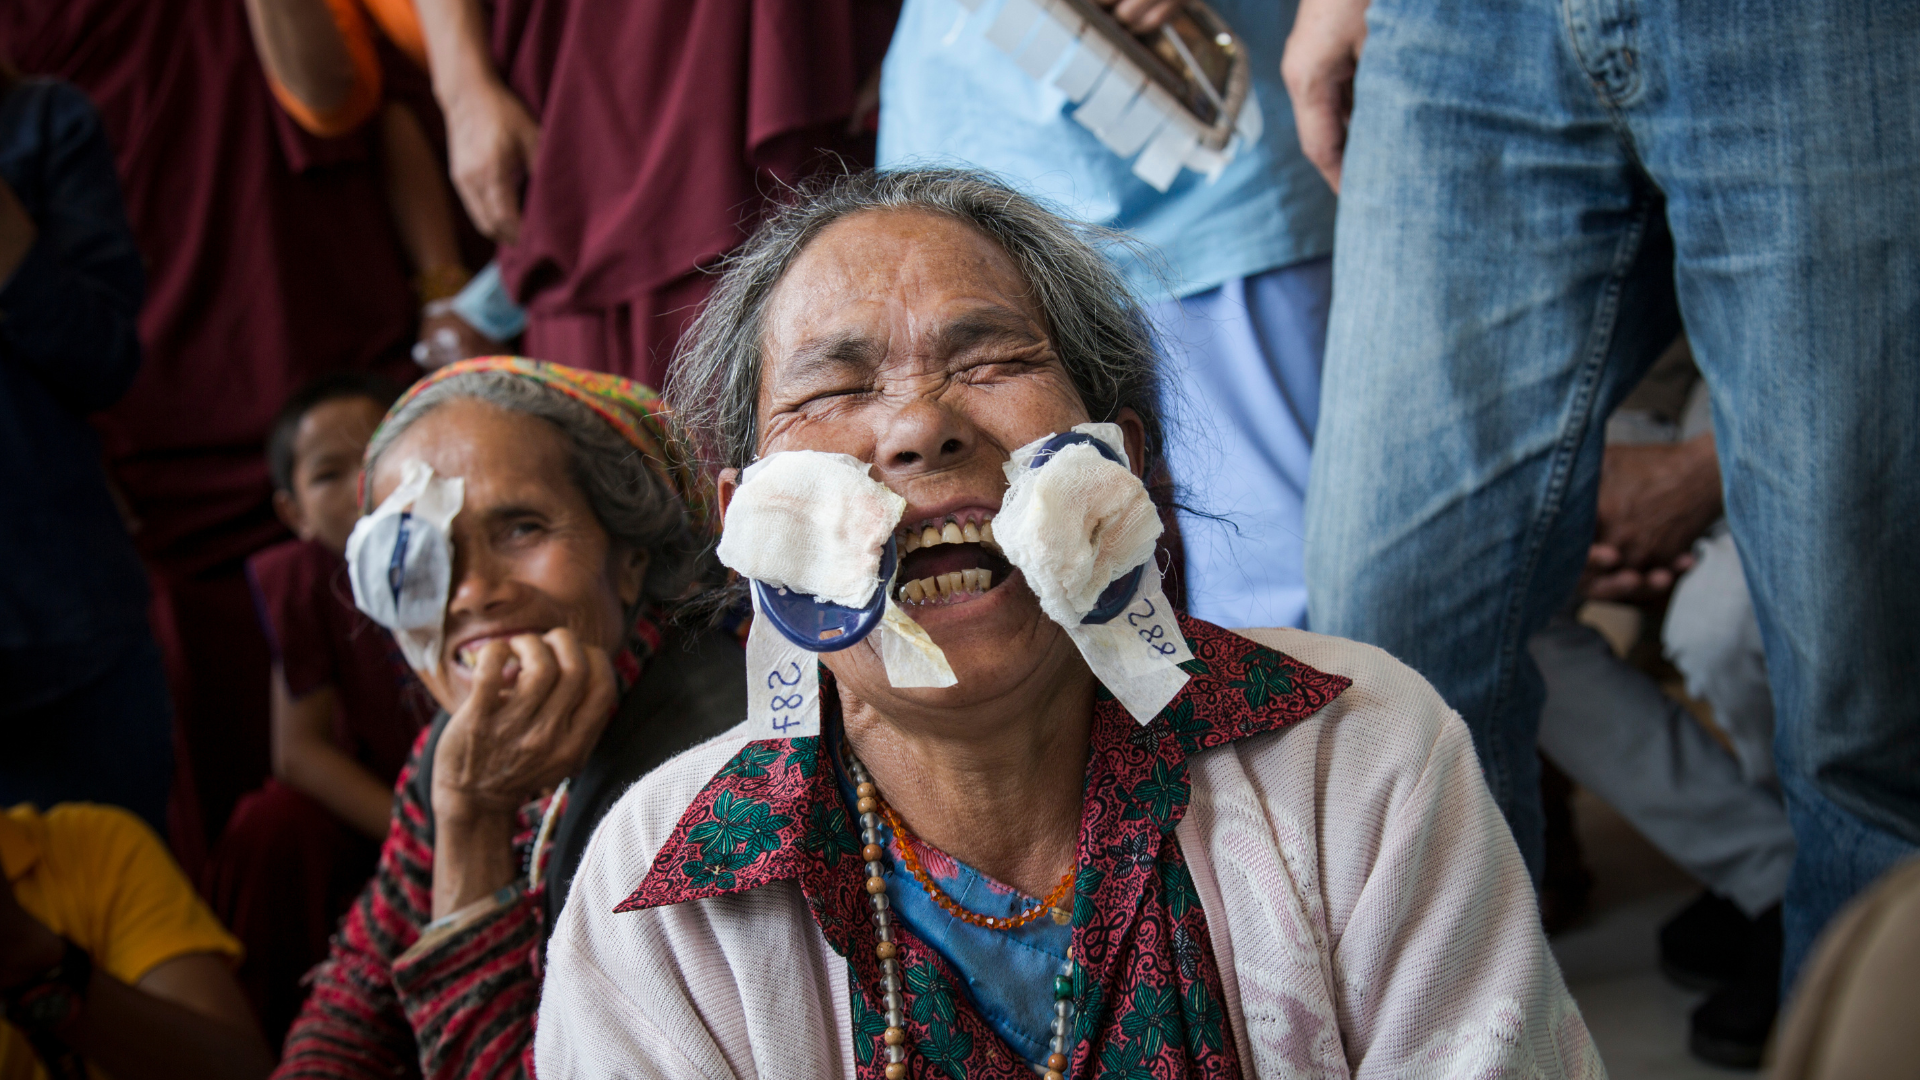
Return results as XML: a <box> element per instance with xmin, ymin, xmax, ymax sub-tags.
<box><xmin>370</xmin><ymin>356</ymin><xmax>714</xmax><ymax>535</ymax></box>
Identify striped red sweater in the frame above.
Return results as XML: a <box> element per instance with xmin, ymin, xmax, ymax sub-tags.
<box><xmin>276</xmin><ymin>722</ymin><xmax>549</xmax><ymax>1079</ymax></box>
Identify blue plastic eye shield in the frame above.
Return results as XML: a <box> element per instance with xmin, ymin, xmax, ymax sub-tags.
<box><xmin>752</xmin><ymin>432</ymin><xmax>1145</xmax><ymax>653</ymax></box>
<box><xmin>753</xmin><ymin>539</ymin><xmax>899</xmax><ymax>653</ymax></box>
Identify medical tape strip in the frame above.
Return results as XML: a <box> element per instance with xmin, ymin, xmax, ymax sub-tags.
<box><xmin>984</xmin><ymin>0</ymin><xmax>1042</xmax><ymax>54</ymax></box>
<box><xmin>1134</xmin><ymin>120</ymin><xmax>1201</xmax><ymax>192</ymax></box>
<box><xmin>745</xmin><ymin>587</ymin><xmax>824</xmax><ymax>738</ymax></box>
<box><xmin>346</xmin><ymin>460</ymin><xmax>465</xmax><ymax>673</ymax></box>
<box><xmin>1063</xmin><ymin>571</ymin><xmax>1192</xmax><ymax>724</ymax></box>
<box><xmin>878</xmin><ymin>599</ymin><xmax>958</xmax><ymax>688</ymax></box>
<box><xmin>1102</xmin><ymin>82</ymin><xmax>1174</xmax><ymax>158</ymax></box>
<box><xmin>997</xmin><ymin>423</ymin><xmax>1191</xmax><ymax>723</ymax></box>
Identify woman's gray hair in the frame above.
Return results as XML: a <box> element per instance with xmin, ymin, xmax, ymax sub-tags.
<box><xmin>667</xmin><ymin>167</ymin><xmax>1165</xmax><ymax>471</ymax></box>
<box><xmin>363</xmin><ymin>371</ymin><xmax>703</xmax><ymax>607</ymax></box>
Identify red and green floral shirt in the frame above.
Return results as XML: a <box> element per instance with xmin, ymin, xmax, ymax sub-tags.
<box><xmin>619</xmin><ymin>616</ymin><xmax>1350</xmax><ymax>1079</ymax></box>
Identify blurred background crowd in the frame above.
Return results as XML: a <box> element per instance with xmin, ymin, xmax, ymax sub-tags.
<box><xmin>0</xmin><ymin>0</ymin><xmax>1913</xmax><ymax>1076</ymax></box>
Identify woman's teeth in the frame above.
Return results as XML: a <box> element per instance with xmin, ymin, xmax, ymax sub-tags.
<box><xmin>894</xmin><ymin>512</ymin><xmax>1001</xmax><ymax>606</ymax></box>
<box><xmin>900</xmin><ymin>512</ymin><xmax>997</xmax><ymax>554</ymax></box>
<box><xmin>897</xmin><ymin>567</ymin><xmax>995</xmax><ymax>604</ymax></box>
<box><xmin>454</xmin><ymin>639</ymin><xmax>521</xmax><ymax>673</ymax></box>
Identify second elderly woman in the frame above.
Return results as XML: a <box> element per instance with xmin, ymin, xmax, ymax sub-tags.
<box><xmin>272</xmin><ymin>359</ymin><xmax>745</xmax><ymax>1079</ymax></box>
<box><xmin>535</xmin><ymin>170</ymin><xmax>1603</xmax><ymax>1079</ymax></box>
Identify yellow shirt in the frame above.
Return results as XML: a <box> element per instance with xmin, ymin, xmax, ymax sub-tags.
<box><xmin>1</xmin><ymin>803</ymin><xmax>242</xmax><ymax>1080</ymax></box>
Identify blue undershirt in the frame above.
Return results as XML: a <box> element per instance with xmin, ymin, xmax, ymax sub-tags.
<box><xmin>830</xmin><ymin>724</ymin><xmax>1071</xmax><ymax>1066</ymax></box>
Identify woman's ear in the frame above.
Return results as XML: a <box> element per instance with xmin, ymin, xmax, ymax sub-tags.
<box><xmin>616</xmin><ymin>547</ymin><xmax>652</xmax><ymax>608</ymax></box>
<box><xmin>717</xmin><ymin>467</ymin><xmax>740</xmax><ymax>520</ymax></box>
<box><xmin>1114</xmin><ymin>407</ymin><xmax>1148</xmax><ymax>479</ymax></box>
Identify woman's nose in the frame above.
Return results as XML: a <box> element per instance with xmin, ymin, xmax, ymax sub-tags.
<box><xmin>874</xmin><ymin>393</ymin><xmax>973</xmax><ymax>473</ymax></box>
<box><xmin>445</xmin><ymin>541</ymin><xmax>516</xmax><ymax>620</ymax></box>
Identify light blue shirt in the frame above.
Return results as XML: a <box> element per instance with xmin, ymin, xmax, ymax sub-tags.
<box><xmin>878</xmin><ymin>0</ymin><xmax>1336</xmax><ymax>300</ymax></box>
<box><xmin>829</xmin><ymin>724</ymin><xmax>1069</xmax><ymax>1066</ymax></box>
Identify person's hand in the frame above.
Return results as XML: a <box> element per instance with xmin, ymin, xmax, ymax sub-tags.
<box><xmin>0</xmin><ymin>178</ymin><xmax>38</xmax><ymax>284</ymax></box>
<box><xmin>1579</xmin><ymin>435</ymin><xmax>1722</xmax><ymax>604</ymax></box>
<box><xmin>428</xmin><ymin>628</ymin><xmax>616</xmax><ymax>824</ymax></box>
<box><xmin>1282</xmin><ymin>0</ymin><xmax>1370</xmax><ymax>192</ymax></box>
<box><xmin>1580</xmin><ymin>548</ymin><xmax>1695</xmax><ymax>604</ymax></box>
<box><xmin>1102</xmin><ymin>0</ymin><xmax>1182</xmax><ymax>33</ymax></box>
<box><xmin>412</xmin><ymin>305</ymin><xmax>504</xmax><ymax>370</ymax></box>
<box><xmin>442</xmin><ymin>77</ymin><xmax>540</xmax><ymax>245</ymax></box>
<box><xmin>0</xmin><ymin>877</ymin><xmax>64</xmax><ymax>991</ymax></box>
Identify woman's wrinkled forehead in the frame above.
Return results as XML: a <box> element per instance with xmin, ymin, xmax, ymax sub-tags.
<box><xmin>368</xmin><ymin>397</ymin><xmax>570</xmax><ymax>508</ymax></box>
<box><xmin>759</xmin><ymin>209</ymin><xmax>1048</xmax><ymax>375</ymax></box>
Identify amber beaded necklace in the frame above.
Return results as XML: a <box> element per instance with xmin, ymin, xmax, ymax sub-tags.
<box><xmin>875</xmin><ymin>801</ymin><xmax>1076</xmax><ymax>930</ymax></box>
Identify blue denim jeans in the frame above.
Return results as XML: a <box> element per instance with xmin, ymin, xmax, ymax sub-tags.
<box><xmin>1307</xmin><ymin>0</ymin><xmax>1920</xmax><ymax>993</ymax></box>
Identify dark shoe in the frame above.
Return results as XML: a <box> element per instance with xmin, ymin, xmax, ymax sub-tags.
<box><xmin>1659</xmin><ymin>892</ymin><xmax>1759</xmax><ymax>990</ymax></box>
<box><xmin>1689</xmin><ymin>979</ymin><xmax>1777</xmax><ymax>1070</ymax></box>
<box><xmin>1687</xmin><ymin>900</ymin><xmax>1782</xmax><ymax>1070</ymax></box>
<box><xmin>1538</xmin><ymin>757</ymin><xmax>1593</xmax><ymax>935</ymax></box>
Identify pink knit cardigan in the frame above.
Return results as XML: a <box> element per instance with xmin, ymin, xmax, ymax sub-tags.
<box><xmin>535</xmin><ymin>628</ymin><xmax>1607</xmax><ymax>1079</ymax></box>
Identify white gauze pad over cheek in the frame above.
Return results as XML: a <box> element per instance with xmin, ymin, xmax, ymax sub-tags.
<box><xmin>346</xmin><ymin>460</ymin><xmax>465</xmax><ymax>673</ymax></box>
<box><xmin>995</xmin><ymin>424</ymin><xmax>1192</xmax><ymax>724</ymax></box>
<box><xmin>717</xmin><ymin>451</ymin><xmax>907</xmax><ymax>608</ymax></box>
<box><xmin>993</xmin><ymin>426</ymin><xmax>1163</xmax><ymax>626</ymax></box>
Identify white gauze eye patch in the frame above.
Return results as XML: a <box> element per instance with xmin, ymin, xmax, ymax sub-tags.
<box><xmin>994</xmin><ymin>423</ymin><xmax>1193</xmax><ymax>723</ymax></box>
<box><xmin>718</xmin><ymin>451</ymin><xmax>905</xmax><ymax>608</ymax></box>
<box><xmin>994</xmin><ymin>425</ymin><xmax>1163</xmax><ymax>626</ymax></box>
<box><xmin>719</xmin><ymin>452</ymin><xmax>954</xmax><ymax>737</ymax></box>
<box><xmin>346</xmin><ymin>460</ymin><xmax>464</xmax><ymax>673</ymax></box>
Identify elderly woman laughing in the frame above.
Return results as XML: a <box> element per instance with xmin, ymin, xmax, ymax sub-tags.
<box><xmin>276</xmin><ymin>359</ymin><xmax>745</xmax><ymax>1079</ymax></box>
<box><xmin>535</xmin><ymin>171</ymin><xmax>1602</xmax><ymax>1080</ymax></box>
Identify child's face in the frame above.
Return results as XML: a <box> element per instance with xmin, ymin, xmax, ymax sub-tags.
<box><xmin>275</xmin><ymin>396</ymin><xmax>388</xmax><ymax>554</ymax></box>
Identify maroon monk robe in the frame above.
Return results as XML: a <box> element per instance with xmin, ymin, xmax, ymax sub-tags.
<box><xmin>491</xmin><ymin>0</ymin><xmax>897</xmax><ymax>386</ymax></box>
<box><xmin>0</xmin><ymin>0</ymin><xmax>418</xmax><ymax>872</ymax></box>
<box><xmin>206</xmin><ymin>539</ymin><xmax>435</xmax><ymax>1046</ymax></box>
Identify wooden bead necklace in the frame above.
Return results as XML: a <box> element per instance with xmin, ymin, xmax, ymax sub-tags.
<box><xmin>846</xmin><ymin>751</ymin><xmax>1078</xmax><ymax>1080</ymax></box>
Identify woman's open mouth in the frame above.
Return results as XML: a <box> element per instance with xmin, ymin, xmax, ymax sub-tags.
<box><xmin>451</xmin><ymin>630</ymin><xmax>544</xmax><ymax>678</ymax></box>
<box><xmin>893</xmin><ymin>511</ymin><xmax>1012</xmax><ymax>606</ymax></box>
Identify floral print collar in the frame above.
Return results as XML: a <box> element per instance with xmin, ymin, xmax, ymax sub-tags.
<box><xmin>619</xmin><ymin>617</ymin><xmax>1351</xmax><ymax>1078</ymax></box>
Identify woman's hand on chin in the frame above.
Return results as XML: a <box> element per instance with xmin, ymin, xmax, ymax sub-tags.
<box><xmin>426</xmin><ymin>628</ymin><xmax>616</xmax><ymax>916</ymax></box>
<box><xmin>432</xmin><ymin>628</ymin><xmax>616</xmax><ymax>819</ymax></box>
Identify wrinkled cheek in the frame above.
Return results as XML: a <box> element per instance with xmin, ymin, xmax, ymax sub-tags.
<box><xmin>760</xmin><ymin>405</ymin><xmax>879</xmax><ymax>459</ymax></box>
<box><xmin>568</xmin><ymin>571</ymin><xmax>631</xmax><ymax>654</ymax></box>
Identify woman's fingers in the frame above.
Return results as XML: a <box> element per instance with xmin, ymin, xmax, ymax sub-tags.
<box><xmin>537</xmin><ymin>630</ymin><xmax>617</xmax><ymax>764</ymax></box>
<box><xmin>466</xmin><ymin>638</ymin><xmax>513</xmax><ymax>710</ymax></box>
<box><xmin>1109</xmin><ymin>0</ymin><xmax>1180</xmax><ymax>33</ymax></box>
<box><xmin>533</xmin><ymin>628</ymin><xmax>593</xmax><ymax>738</ymax></box>
<box><xmin>570</xmin><ymin>644</ymin><xmax>619</xmax><ymax>754</ymax></box>
<box><xmin>435</xmin><ymin>628</ymin><xmax>620</xmax><ymax>811</ymax></box>
<box><xmin>492</xmin><ymin>628</ymin><xmax>614</xmax><ymax>789</ymax></box>
<box><xmin>505</xmin><ymin>631</ymin><xmax>561</xmax><ymax>715</ymax></box>
<box><xmin>431</xmin><ymin>638</ymin><xmax>517</xmax><ymax>816</ymax></box>
<box><xmin>1281</xmin><ymin>0</ymin><xmax>1370</xmax><ymax>192</ymax></box>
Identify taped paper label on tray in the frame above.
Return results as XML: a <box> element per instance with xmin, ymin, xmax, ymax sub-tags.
<box><xmin>746</xmin><ymin>588</ymin><xmax>822</xmax><ymax>739</ymax></box>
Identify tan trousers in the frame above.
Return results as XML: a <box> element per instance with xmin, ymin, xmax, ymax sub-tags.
<box><xmin>1771</xmin><ymin>856</ymin><xmax>1920</xmax><ymax>1079</ymax></box>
